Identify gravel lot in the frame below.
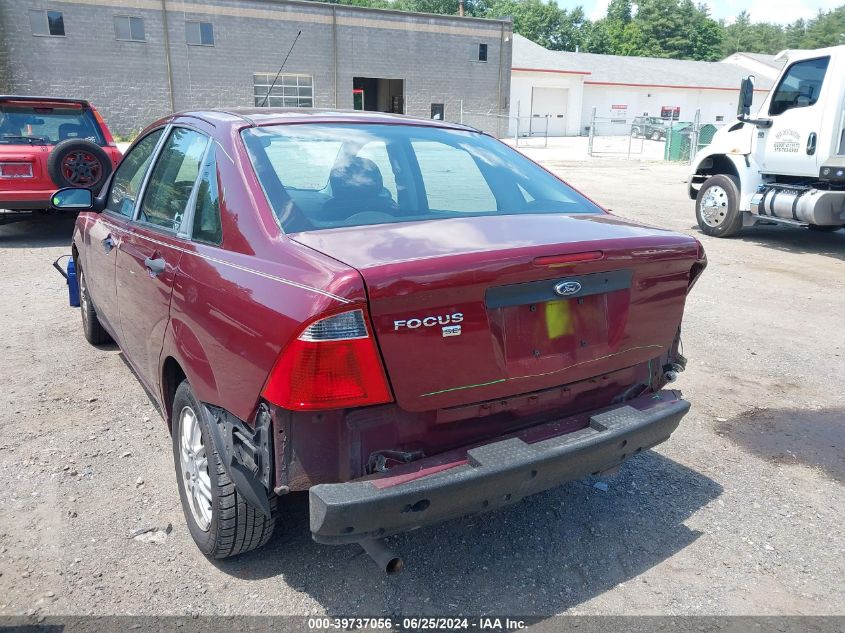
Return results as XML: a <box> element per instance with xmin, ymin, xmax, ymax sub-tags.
<box><xmin>0</xmin><ymin>158</ymin><xmax>843</xmax><ymax>619</ymax></box>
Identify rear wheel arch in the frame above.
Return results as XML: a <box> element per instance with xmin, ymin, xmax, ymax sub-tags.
<box><xmin>162</xmin><ymin>356</ymin><xmax>188</xmax><ymax>431</ymax></box>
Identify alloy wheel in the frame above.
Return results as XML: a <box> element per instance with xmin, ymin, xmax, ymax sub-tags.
<box><xmin>178</xmin><ymin>406</ymin><xmax>212</xmax><ymax>531</ymax></box>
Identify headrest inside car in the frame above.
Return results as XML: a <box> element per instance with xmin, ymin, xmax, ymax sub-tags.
<box><xmin>329</xmin><ymin>156</ymin><xmax>384</xmax><ymax>197</ymax></box>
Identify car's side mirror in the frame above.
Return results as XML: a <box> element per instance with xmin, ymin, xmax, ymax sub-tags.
<box><xmin>51</xmin><ymin>187</ymin><xmax>96</xmax><ymax>210</ymax></box>
<box><xmin>737</xmin><ymin>76</ymin><xmax>755</xmax><ymax>117</ymax></box>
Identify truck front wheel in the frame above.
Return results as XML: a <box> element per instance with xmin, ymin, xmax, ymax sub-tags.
<box><xmin>696</xmin><ymin>174</ymin><xmax>743</xmax><ymax>238</ymax></box>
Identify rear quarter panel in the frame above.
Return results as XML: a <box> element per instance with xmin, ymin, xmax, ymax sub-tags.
<box><xmin>159</xmin><ymin>128</ymin><xmax>366</xmax><ymax>423</ymax></box>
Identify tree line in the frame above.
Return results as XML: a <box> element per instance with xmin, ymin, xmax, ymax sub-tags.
<box><xmin>322</xmin><ymin>0</ymin><xmax>845</xmax><ymax>61</ymax></box>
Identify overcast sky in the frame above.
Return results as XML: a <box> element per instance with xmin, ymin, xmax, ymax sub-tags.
<box><xmin>576</xmin><ymin>0</ymin><xmax>841</xmax><ymax>24</ymax></box>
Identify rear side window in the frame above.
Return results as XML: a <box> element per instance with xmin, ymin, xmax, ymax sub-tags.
<box><xmin>139</xmin><ymin>128</ymin><xmax>208</xmax><ymax>231</ymax></box>
<box><xmin>412</xmin><ymin>140</ymin><xmax>497</xmax><ymax>213</ymax></box>
<box><xmin>0</xmin><ymin>105</ymin><xmax>104</xmax><ymax>145</ymax></box>
<box><xmin>191</xmin><ymin>147</ymin><xmax>222</xmax><ymax>245</ymax></box>
<box><xmin>242</xmin><ymin>123</ymin><xmax>601</xmax><ymax>233</ymax></box>
<box><xmin>107</xmin><ymin>129</ymin><xmax>164</xmax><ymax>217</ymax></box>
<box><xmin>769</xmin><ymin>57</ymin><xmax>829</xmax><ymax>116</ymax></box>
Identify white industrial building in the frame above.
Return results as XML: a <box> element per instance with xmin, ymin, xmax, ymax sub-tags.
<box><xmin>509</xmin><ymin>34</ymin><xmax>778</xmax><ymax>137</ymax></box>
<box><xmin>720</xmin><ymin>51</ymin><xmax>784</xmax><ymax>81</ymax></box>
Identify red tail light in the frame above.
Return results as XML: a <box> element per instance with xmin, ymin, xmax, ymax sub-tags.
<box><xmin>262</xmin><ymin>308</ymin><xmax>393</xmax><ymax>411</ymax></box>
<box><xmin>90</xmin><ymin>107</ymin><xmax>116</xmax><ymax>147</ymax></box>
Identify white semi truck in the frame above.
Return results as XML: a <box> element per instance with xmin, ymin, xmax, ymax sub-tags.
<box><xmin>689</xmin><ymin>45</ymin><xmax>845</xmax><ymax>237</ymax></box>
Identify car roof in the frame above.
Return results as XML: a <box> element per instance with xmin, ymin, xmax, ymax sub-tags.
<box><xmin>167</xmin><ymin>108</ymin><xmax>480</xmax><ymax>133</ymax></box>
<box><xmin>0</xmin><ymin>95</ymin><xmax>91</xmax><ymax>107</ymax></box>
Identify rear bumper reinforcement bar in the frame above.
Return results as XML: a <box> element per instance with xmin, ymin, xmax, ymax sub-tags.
<box><xmin>310</xmin><ymin>390</ymin><xmax>690</xmax><ymax>544</ymax></box>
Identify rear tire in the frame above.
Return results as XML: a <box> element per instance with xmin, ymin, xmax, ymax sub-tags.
<box><xmin>651</xmin><ymin>130</ymin><xmax>662</xmax><ymax>141</ymax></box>
<box><xmin>78</xmin><ymin>266</ymin><xmax>112</xmax><ymax>345</ymax></box>
<box><xmin>696</xmin><ymin>174</ymin><xmax>744</xmax><ymax>238</ymax></box>
<box><xmin>47</xmin><ymin>139</ymin><xmax>112</xmax><ymax>191</ymax></box>
<box><xmin>631</xmin><ymin>127</ymin><xmax>641</xmax><ymax>138</ymax></box>
<box><xmin>808</xmin><ymin>224</ymin><xmax>842</xmax><ymax>232</ymax></box>
<box><xmin>171</xmin><ymin>380</ymin><xmax>277</xmax><ymax>559</ymax></box>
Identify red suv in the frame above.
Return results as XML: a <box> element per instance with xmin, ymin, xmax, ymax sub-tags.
<box><xmin>58</xmin><ymin>109</ymin><xmax>705</xmax><ymax>569</ymax></box>
<box><xmin>0</xmin><ymin>96</ymin><xmax>121</xmax><ymax>222</ymax></box>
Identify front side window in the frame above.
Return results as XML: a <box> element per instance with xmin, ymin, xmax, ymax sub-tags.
<box><xmin>186</xmin><ymin>21</ymin><xmax>214</xmax><ymax>46</ymax></box>
<box><xmin>242</xmin><ymin>123</ymin><xmax>602</xmax><ymax>233</ymax></box>
<box><xmin>192</xmin><ymin>147</ymin><xmax>222</xmax><ymax>245</ymax></box>
<box><xmin>29</xmin><ymin>9</ymin><xmax>65</xmax><ymax>36</ymax></box>
<box><xmin>107</xmin><ymin>129</ymin><xmax>164</xmax><ymax>217</ymax></box>
<box><xmin>138</xmin><ymin>128</ymin><xmax>208</xmax><ymax>231</ymax></box>
<box><xmin>253</xmin><ymin>73</ymin><xmax>313</xmax><ymax>108</ymax></box>
<box><xmin>114</xmin><ymin>16</ymin><xmax>145</xmax><ymax>42</ymax></box>
<box><xmin>769</xmin><ymin>57</ymin><xmax>829</xmax><ymax>117</ymax></box>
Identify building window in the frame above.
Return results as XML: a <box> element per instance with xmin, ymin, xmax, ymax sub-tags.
<box><xmin>431</xmin><ymin>103</ymin><xmax>445</xmax><ymax>120</ymax></box>
<box><xmin>478</xmin><ymin>43</ymin><xmax>488</xmax><ymax>62</ymax></box>
<box><xmin>29</xmin><ymin>9</ymin><xmax>65</xmax><ymax>37</ymax></box>
<box><xmin>253</xmin><ymin>73</ymin><xmax>313</xmax><ymax>108</ymax></box>
<box><xmin>716</xmin><ymin>115</ymin><xmax>724</xmax><ymax>122</ymax></box>
<box><xmin>114</xmin><ymin>16</ymin><xmax>145</xmax><ymax>42</ymax></box>
<box><xmin>186</xmin><ymin>21</ymin><xmax>214</xmax><ymax>46</ymax></box>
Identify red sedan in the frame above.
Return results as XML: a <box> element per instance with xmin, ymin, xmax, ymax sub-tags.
<box><xmin>57</xmin><ymin>109</ymin><xmax>705</xmax><ymax>568</ymax></box>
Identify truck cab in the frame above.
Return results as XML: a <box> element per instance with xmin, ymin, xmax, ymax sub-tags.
<box><xmin>688</xmin><ymin>45</ymin><xmax>845</xmax><ymax>237</ymax></box>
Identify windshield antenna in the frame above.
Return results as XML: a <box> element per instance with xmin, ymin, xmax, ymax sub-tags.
<box><xmin>260</xmin><ymin>30</ymin><xmax>303</xmax><ymax>108</ymax></box>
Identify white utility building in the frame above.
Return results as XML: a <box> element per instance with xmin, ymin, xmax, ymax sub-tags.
<box><xmin>510</xmin><ymin>34</ymin><xmax>777</xmax><ymax>136</ymax></box>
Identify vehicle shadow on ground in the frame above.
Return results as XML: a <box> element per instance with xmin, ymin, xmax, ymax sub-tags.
<box><xmin>0</xmin><ymin>213</ymin><xmax>77</xmax><ymax>248</ymax></box>
<box><xmin>718</xmin><ymin>407</ymin><xmax>844</xmax><ymax>483</ymax></box>
<box><xmin>214</xmin><ymin>451</ymin><xmax>721</xmax><ymax>616</ymax></box>
<box><xmin>693</xmin><ymin>223</ymin><xmax>845</xmax><ymax>262</ymax></box>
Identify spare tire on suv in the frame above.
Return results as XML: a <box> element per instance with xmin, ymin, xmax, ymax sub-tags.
<box><xmin>47</xmin><ymin>139</ymin><xmax>112</xmax><ymax>191</ymax></box>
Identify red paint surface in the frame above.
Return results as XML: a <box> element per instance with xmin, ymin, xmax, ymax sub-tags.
<box><xmin>73</xmin><ymin>109</ymin><xmax>705</xmax><ymax>489</ymax></box>
<box><xmin>0</xmin><ymin>97</ymin><xmax>121</xmax><ymax>207</ymax></box>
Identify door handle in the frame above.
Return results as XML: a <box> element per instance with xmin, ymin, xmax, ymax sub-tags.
<box><xmin>807</xmin><ymin>132</ymin><xmax>817</xmax><ymax>155</ymax></box>
<box><xmin>102</xmin><ymin>235</ymin><xmax>114</xmax><ymax>253</ymax></box>
<box><xmin>144</xmin><ymin>256</ymin><xmax>166</xmax><ymax>276</ymax></box>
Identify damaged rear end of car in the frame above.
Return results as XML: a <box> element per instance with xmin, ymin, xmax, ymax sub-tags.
<box><xmin>241</xmin><ymin>118</ymin><xmax>707</xmax><ymax>551</ymax></box>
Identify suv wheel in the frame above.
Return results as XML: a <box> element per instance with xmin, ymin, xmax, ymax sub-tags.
<box><xmin>696</xmin><ymin>174</ymin><xmax>744</xmax><ymax>238</ymax></box>
<box><xmin>47</xmin><ymin>139</ymin><xmax>112</xmax><ymax>190</ymax></box>
<box><xmin>78</xmin><ymin>265</ymin><xmax>112</xmax><ymax>345</ymax></box>
<box><xmin>651</xmin><ymin>130</ymin><xmax>662</xmax><ymax>141</ymax></box>
<box><xmin>631</xmin><ymin>127</ymin><xmax>641</xmax><ymax>138</ymax></box>
<box><xmin>172</xmin><ymin>380</ymin><xmax>278</xmax><ymax>559</ymax></box>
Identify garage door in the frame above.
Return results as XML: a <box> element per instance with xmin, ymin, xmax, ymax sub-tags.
<box><xmin>530</xmin><ymin>87</ymin><xmax>568</xmax><ymax>136</ymax></box>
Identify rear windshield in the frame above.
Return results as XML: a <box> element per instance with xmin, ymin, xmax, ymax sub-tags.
<box><xmin>242</xmin><ymin>123</ymin><xmax>602</xmax><ymax>232</ymax></box>
<box><xmin>0</xmin><ymin>104</ymin><xmax>105</xmax><ymax>146</ymax></box>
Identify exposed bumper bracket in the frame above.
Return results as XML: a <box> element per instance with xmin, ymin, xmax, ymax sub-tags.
<box><xmin>204</xmin><ymin>404</ymin><xmax>274</xmax><ymax>518</ymax></box>
<box><xmin>310</xmin><ymin>391</ymin><xmax>690</xmax><ymax>544</ymax></box>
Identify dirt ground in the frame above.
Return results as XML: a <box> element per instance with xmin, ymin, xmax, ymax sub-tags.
<box><xmin>0</xmin><ymin>158</ymin><xmax>843</xmax><ymax>620</ymax></box>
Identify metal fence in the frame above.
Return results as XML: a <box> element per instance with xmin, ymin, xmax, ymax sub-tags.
<box><xmin>587</xmin><ymin>107</ymin><xmax>724</xmax><ymax>163</ymax></box>
<box><xmin>443</xmin><ymin>104</ymin><xmax>549</xmax><ymax>148</ymax></box>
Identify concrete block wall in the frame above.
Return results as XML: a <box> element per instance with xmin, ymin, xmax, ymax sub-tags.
<box><xmin>0</xmin><ymin>2</ymin><xmax>173</xmax><ymax>136</ymax></box>
<box><xmin>1</xmin><ymin>0</ymin><xmax>512</xmax><ymax>137</ymax></box>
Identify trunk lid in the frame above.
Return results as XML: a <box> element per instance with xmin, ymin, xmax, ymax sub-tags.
<box><xmin>291</xmin><ymin>213</ymin><xmax>701</xmax><ymax>412</ymax></box>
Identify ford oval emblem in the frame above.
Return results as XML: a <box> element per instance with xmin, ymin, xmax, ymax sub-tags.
<box><xmin>554</xmin><ymin>280</ymin><xmax>582</xmax><ymax>297</ymax></box>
